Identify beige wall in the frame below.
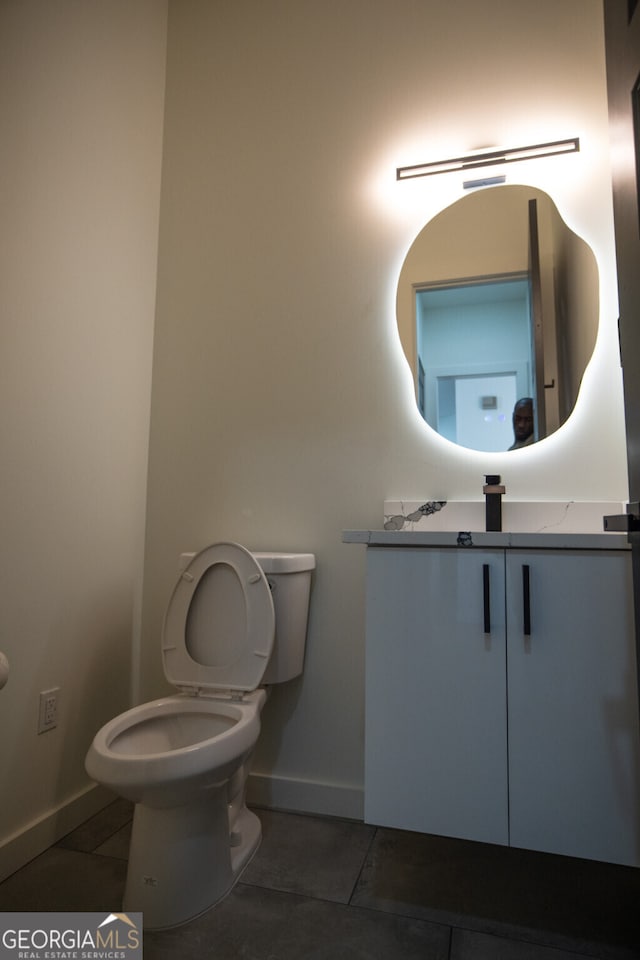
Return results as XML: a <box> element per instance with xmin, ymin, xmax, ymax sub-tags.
<box><xmin>0</xmin><ymin>1</ymin><xmax>167</xmax><ymax>876</ymax></box>
<box><xmin>143</xmin><ymin>0</ymin><xmax>627</xmax><ymax>817</ymax></box>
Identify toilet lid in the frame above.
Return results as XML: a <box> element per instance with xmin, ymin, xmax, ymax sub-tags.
<box><xmin>162</xmin><ymin>542</ymin><xmax>275</xmax><ymax>694</ymax></box>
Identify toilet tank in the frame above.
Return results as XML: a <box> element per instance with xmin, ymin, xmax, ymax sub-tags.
<box><xmin>253</xmin><ymin>552</ymin><xmax>315</xmax><ymax>684</ymax></box>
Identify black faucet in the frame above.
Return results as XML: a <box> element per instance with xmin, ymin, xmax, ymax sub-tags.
<box><xmin>483</xmin><ymin>474</ymin><xmax>505</xmax><ymax>532</ymax></box>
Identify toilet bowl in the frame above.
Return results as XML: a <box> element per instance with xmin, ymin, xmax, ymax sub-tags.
<box><xmin>85</xmin><ymin>541</ymin><xmax>314</xmax><ymax>930</ymax></box>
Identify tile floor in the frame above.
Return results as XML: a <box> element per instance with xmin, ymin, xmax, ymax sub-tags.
<box><xmin>0</xmin><ymin>799</ymin><xmax>639</xmax><ymax>959</ymax></box>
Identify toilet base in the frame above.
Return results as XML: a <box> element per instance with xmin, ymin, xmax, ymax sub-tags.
<box><xmin>123</xmin><ymin>786</ymin><xmax>261</xmax><ymax>929</ymax></box>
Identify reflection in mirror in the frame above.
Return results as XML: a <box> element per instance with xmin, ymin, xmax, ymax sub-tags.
<box><xmin>397</xmin><ymin>185</ymin><xmax>599</xmax><ymax>452</ymax></box>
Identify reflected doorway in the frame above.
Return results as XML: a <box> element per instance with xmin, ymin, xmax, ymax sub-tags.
<box><xmin>416</xmin><ymin>276</ymin><xmax>533</xmax><ymax>451</ymax></box>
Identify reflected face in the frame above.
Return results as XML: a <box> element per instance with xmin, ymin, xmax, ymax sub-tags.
<box><xmin>513</xmin><ymin>400</ymin><xmax>534</xmax><ymax>442</ymax></box>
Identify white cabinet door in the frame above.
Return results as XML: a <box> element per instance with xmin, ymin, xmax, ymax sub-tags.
<box><xmin>506</xmin><ymin>549</ymin><xmax>640</xmax><ymax>866</ymax></box>
<box><xmin>365</xmin><ymin>547</ymin><xmax>509</xmax><ymax>845</ymax></box>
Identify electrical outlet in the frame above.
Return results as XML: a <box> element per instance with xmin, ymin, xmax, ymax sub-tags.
<box><xmin>38</xmin><ymin>687</ymin><xmax>59</xmax><ymax>733</ymax></box>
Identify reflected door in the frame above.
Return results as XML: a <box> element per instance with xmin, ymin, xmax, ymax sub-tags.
<box><xmin>528</xmin><ymin>198</ymin><xmax>547</xmax><ymax>438</ymax></box>
<box><xmin>440</xmin><ymin>372</ymin><xmax>517</xmax><ymax>451</ymax></box>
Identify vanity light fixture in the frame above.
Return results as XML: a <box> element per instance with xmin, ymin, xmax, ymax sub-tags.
<box><xmin>396</xmin><ymin>137</ymin><xmax>580</xmax><ymax>181</ymax></box>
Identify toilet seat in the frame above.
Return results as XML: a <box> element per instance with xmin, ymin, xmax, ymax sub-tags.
<box><xmin>162</xmin><ymin>542</ymin><xmax>275</xmax><ymax>695</ymax></box>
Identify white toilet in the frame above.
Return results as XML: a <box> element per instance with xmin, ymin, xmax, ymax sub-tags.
<box><xmin>85</xmin><ymin>541</ymin><xmax>315</xmax><ymax>930</ymax></box>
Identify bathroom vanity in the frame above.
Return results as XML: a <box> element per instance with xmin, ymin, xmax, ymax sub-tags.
<box><xmin>343</xmin><ymin>529</ymin><xmax>640</xmax><ymax>867</ymax></box>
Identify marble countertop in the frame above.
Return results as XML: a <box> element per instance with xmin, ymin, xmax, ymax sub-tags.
<box><xmin>342</xmin><ymin>529</ymin><xmax>630</xmax><ymax>550</ymax></box>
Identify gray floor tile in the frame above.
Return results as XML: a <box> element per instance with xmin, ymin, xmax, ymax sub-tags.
<box><xmin>0</xmin><ymin>847</ymin><xmax>126</xmax><ymax>912</ymax></box>
<box><xmin>352</xmin><ymin>828</ymin><xmax>640</xmax><ymax>958</ymax></box>
<box><xmin>2</xmin><ymin>802</ymin><xmax>637</xmax><ymax>960</ymax></box>
<box><xmin>241</xmin><ymin>809</ymin><xmax>375</xmax><ymax>903</ymax></box>
<box><xmin>451</xmin><ymin>928</ymin><xmax>619</xmax><ymax>960</ymax></box>
<box><xmin>94</xmin><ymin>822</ymin><xmax>132</xmax><ymax>860</ymax></box>
<box><xmin>143</xmin><ymin>882</ymin><xmax>451</xmax><ymax>960</ymax></box>
<box><xmin>57</xmin><ymin>797</ymin><xmax>133</xmax><ymax>852</ymax></box>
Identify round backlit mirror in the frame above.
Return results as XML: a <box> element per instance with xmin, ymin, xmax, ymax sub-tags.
<box><xmin>396</xmin><ymin>185</ymin><xmax>599</xmax><ymax>451</ymax></box>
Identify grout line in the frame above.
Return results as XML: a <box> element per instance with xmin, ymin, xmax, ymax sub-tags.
<box><xmin>89</xmin><ymin>818</ymin><xmax>133</xmax><ymax>856</ymax></box>
<box><xmin>347</xmin><ymin>825</ymin><xmax>378</xmax><ymax>906</ymax></box>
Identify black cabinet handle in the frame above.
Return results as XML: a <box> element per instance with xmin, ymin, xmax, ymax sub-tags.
<box><xmin>522</xmin><ymin>564</ymin><xmax>531</xmax><ymax>636</ymax></box>
<box><xmin>483</xmin><ymin>564</ymin><xmax>491</xmax><ymax>633</ymax></box>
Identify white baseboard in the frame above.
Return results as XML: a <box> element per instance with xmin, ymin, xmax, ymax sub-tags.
<box><xmin>247</xmin><ymin>772</ymin><xmax>364</xmax><ymax>821</ymax></box>
<box><xmin>0</xmin><ymin>782</ymin><xmax>114</xmax><ymax>883</ymax></box>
